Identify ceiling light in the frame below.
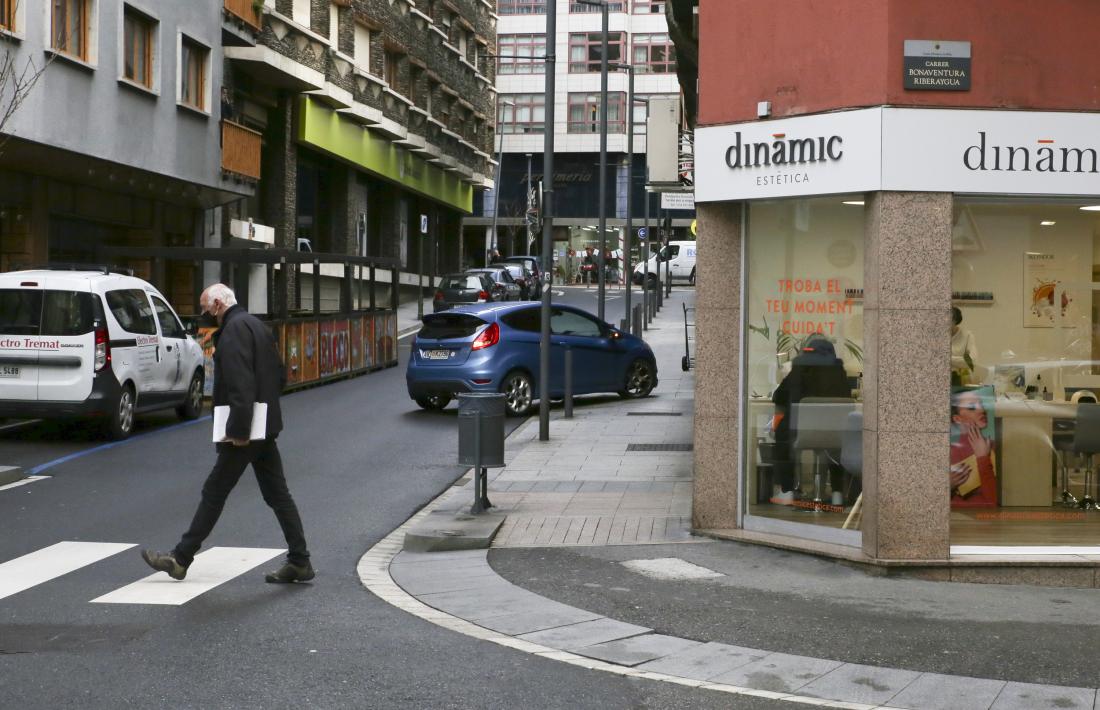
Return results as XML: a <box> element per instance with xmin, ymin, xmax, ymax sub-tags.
<box><xmin>842</xmin><ymin>200</ymin><xmax>864</xmax><ymax>206</ymax></box>
<box><xmin>1080</xmin><ymin>205</ymin><xmax>1100</xmax><ymax>212</ymax></box>
<box><xmin>1040</xmin><ymin>221</ymin><xmax>1056</xmax><ymax>226</ymax></box>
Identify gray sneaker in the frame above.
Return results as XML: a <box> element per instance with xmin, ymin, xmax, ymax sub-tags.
<box><xmin>141</xmin><ymin>549</ymin><xmax>187</xmax><ymax>580</ymax></box>
<box><xmin>264</xmin><ymin>561</ymin><xmax>315</xmax><ymax>584</ymax></box>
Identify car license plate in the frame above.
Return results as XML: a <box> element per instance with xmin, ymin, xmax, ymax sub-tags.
<box><xmin>0</xmin><ymin>365</ymin><xmax>19</xmax><ymax>378</ymax></box>
<box><xmin>423</xmin><ymin>349</ymin><xmax>451</xmax><ymax>360</ymax></box>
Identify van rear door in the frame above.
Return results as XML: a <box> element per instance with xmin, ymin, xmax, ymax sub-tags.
<box><xmin>0</xmin><ymin>288</ymin><xmax>43</xmax><ymax>401</ymax></box>
<box><xmin>36</xmin><ymin>278</ymin><xmax>97</xmax><ymax>403</ymax></box>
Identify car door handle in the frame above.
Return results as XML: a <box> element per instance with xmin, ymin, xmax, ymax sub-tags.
<box><xmin>166</xmin><ymin>345</ymin><xmax>173</xmax><ymax>352</ymax></box>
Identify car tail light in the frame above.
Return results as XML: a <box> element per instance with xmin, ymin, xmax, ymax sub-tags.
<box><xmin>477</xmin><ymin>290</ymin><xmax>489</xmax><ymax>302</ymax></box>
<box><xmin>434</xmin><ymin>291</ymin><xmax>444</xmax><ymax>301</ymax></box>
<box><xmin>471</xmin><ymin>322</ymin><xmax>499</xmax><ymax>351</ymax></box>
<box><xmin>94</xmin><ymin>324</ymin><xmax>111</xmax><ymax>371</ymax></box>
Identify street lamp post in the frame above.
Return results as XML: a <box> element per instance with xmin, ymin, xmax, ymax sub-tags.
<box><xmin>576</xmin><ymin>0</ymin><xmax>610</xmax><ymax>322</ymax></box>
<box><xmin>537</xmin><ymin>0</ymin><xmax>557</xmax><ymax>442</ymax></box>
<box><xmin>489</xmin><ymin>98</ymin><xmax>514</xmax><ymax>266</ymax></box>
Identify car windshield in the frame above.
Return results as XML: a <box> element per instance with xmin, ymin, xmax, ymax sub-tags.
<box><xmin>503</xmin><ymin>264</ymin><xmax>525</xmax><ymax>279</ymax></box>
<box><xmin>442</xmin><ymin>275</ymin><xmax>483</xmax><ymax>290</ymax></box>
<box><xmin>419</xmin><ymin>313</ymin><xmax>487</xmax><ymax>340</ymax></box>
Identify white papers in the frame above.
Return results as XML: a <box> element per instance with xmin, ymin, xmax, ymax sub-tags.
<box><xmin>212</xmin><ymin>403</ymin><xmax>267</xmax><ymax>442</ymax></box>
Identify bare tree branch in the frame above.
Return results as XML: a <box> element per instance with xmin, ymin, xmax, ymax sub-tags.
<box><xmin>0</xmin><ymin>0</ymin><xmax>61</xmax><ymax>153</ymax></box>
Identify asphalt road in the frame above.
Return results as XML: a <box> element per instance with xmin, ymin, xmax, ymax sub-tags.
<box><xmin>0</xmin><ymin>288</ymin><xmax>791</xmax><ymax>709</ymax></box>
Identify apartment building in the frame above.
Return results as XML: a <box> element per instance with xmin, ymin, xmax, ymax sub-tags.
<box><xmin>467</xmin><ymin>0</ymin><xmax>691</xmax><ymax>265</ymax></box>
<box><xmin>0</xmin><ymin>0</ymin><xmax>496</xmax><ymax>313</ymax></box>
<box><xmin>0</xmin><ymin>0</ymin><xmax>244</xmax><ymax>311</ymax></box>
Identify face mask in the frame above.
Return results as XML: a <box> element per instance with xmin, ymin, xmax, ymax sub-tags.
<box><xmin>198</xmin><ymin>307</ymin><xmax>218</xmax><ymax>328</ymax></box>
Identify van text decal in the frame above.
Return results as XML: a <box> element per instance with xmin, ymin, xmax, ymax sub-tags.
<box><xmin>0</xmin><ymin>338</ymin><xmax>60</xmax><ymax>350</ymax></box>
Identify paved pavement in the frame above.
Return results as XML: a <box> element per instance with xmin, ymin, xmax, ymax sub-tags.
<box><xmin>381</xmin><ymin>288</ymin><xmax>1100</xmax><ymax>709</ymax></box>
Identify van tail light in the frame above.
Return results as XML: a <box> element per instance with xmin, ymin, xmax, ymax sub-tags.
<box><xmin>477</xmin><ymin>290</ymin><xmax>489</xmax><ymax>303</ymax></box>
<box><xmin>94</xmin><ymin>325</ymin><xmax>111</xmax><ymax>371</ymax></box>
<box><xmin>434</xmin><ymin>291</ymin><xmax>444</xmax><ymax>301</ymax></box>
<box><xmin>471</xmin><ymin>322</ymin><xmax>499</xmax><ymax>351</ymax></box>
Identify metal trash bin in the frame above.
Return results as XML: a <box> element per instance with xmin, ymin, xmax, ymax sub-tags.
<box><xmin>457</xmin><ymin>392</ymin><xmax>506</xmax><ymax>468</ymax></box>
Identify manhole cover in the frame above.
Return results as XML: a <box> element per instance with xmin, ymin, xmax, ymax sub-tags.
<box><xmin>627</xmin><ymin>443</ymin><xmax>693</xmax><ymax>452</ymax></box>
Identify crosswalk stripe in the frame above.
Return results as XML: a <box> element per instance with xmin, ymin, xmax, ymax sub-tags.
<box><xmin>0</xmin><ymin>541</ymin><xmax>136</xmax><ymax>601</ymax></box>
<box><xmin>90</xmin><ymin>547</ymin><xmax>285</xmax><ymax>606</ymax></box>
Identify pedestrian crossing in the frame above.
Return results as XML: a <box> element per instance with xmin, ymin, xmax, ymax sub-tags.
<box><xmin>0</xmin><ymin>541</ymin><xmax>287</xmax><ymax>606</ymax></box>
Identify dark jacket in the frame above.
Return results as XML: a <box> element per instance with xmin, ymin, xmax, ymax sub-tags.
<box><xmin>213</xmin><ymin>305</ymin><xmax>285</xmax><ymax>441</ymax></box>
<box><xmin>772</xmin><ymin>337</ymin><xmax>850</xmax><ymax>443</ymax></box>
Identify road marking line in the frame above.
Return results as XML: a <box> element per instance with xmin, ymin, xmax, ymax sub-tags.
<box><xmin>0</xmin><ymin>541</ymin><xmax>136</xmax><ymax>601</ymax></box>
<box><xmin>91</xmin><ymin>546</ymin><xmax>284</xmax><ymax>605</ymax></box>
<box><xmin>0</xmin><ymin>475</ymin><xmax>49</xmax><ymax>492</ymax></box>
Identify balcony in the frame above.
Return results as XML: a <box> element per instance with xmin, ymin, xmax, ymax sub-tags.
<box><xmin>221</xmin><ymin>120</ymin><xmax>262</xmax><ymax>181</ymax></box>
<box><xmin>224</xmin><ymin>0</ymin><xmax>261</xmax><ymax>31</ymax></box>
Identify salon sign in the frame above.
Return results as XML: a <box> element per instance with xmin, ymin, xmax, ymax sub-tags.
<box><xmin>696</xmin><ymin>107</ymin><xmax>1100</xmax><ymax>201</ymax></box>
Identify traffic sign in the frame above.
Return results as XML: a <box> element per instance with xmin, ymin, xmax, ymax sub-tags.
<box><xmin>420</xmin><ymin>214</ymin><xmax>428</xmax><ymax>234</ymax></box>
<box><xmin>637</xmin><ymin>227</ymin><xmax>647</xmax><ymax>238</ymax></box>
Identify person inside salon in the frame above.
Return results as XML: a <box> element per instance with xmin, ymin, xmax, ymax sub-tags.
<box><xmin>771</xmin><ymin>335</ymin><xmax>855</xmax><ymax>502</ymax></box>
<box><xmin>951</xmin><ymin>306</ymin><xmax>979</xmax><ymax>386</ymax></box>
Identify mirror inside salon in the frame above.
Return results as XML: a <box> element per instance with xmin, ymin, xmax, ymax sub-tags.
<box><xmin>950</xmin><ymin>199</ymin><xmax>1100</xmax><ymax>548</ymax></box>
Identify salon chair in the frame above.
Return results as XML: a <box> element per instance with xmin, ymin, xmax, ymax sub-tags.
<box><xmin>840</xmin><ymin>411</ymin><xmax>863</xmax><ymax>529</ymax></box>
<box><xmin>791</xmin><ymin>397</ymin><xmax>856</xmax><ymax>509</ymax></box>
<box><xmin>1072</xmin><ymin>402</ymin><xmax>1100</xmax><ymax>510</ymax></box>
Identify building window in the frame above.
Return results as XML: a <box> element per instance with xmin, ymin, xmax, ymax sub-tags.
<box><xmin>498</xmin><ymin>0</ymin><xmax>545</xmax><ymax>15</ymax></box>
<box><xmin>52</xmin><ymin>0</ymin><xmax>89</xmax><ymax>60</ymax></box>
<box><xmin>291</xmin><ymin>0</ymin><xmax>310</xmax><ymax>27</ymax></box>
<box><xmin>328</xmin><ymin>2</ymin><xmax>339</xmax><ymax>43</ymax></box>
<box><xmin>498</xmin><ymin>93</ymin><xmax>545</xmax><ymax>135</ymax></box>
<box><xmin>122</xmin><ymin>7</ymin><xmax>154</xmax><ymax>88</ymax></box>
<box><xmin>570</xmin><ymin>1</ymin><xmax>624</xmax><ymax>12</ymax></box>
<box><xmin>569</xmin><ymin>32</ymin><xmax>623</xmax><ymax>73</ymax></box>
<box><xmin>632</xmin><ymin>33</ymin><xmax>676</xmax><ymax>74</ymax></box>
<box><xmin>633</xmin><ymin>0</ymin><xmax>665</xmax><ymax>13</ymax></box>
<box><xmin>0</xmin><ymin>0</ymin><xmax>15</xmax><ymax>32</ymax></box>
<box><xmin>948</xmin><ymin>199</ymin><xmax>1100</xmax><ymax>546</ymax></box>
<box><xmin>498</xmin><ymin>34</ymin><xmax>545</xmax><ymax>75</ymax></box>
<box><xmin>743</xmin><ymin>196</ymin><xmax>865</xmax><ymax>543</ymax></box>
<box><xmin>567</xmin><ymin>92</ymin><xmax>625</xmax><ymax>133</ymax></box>
<box><xmin>354</xmin><ymin>22</ymin><xmax>372</xmax><ymax>72</ymax></box>
<box><xmin>180</xmin><ymin>36</ymin><xmax>208</xmax><ymax>111</ymax></box>
<box><xmin>383</xmin><ymin>48</ymin><xmax>401</xmax><ymax>88</ymax></box>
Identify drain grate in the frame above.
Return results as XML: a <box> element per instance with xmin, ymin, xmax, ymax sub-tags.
<box><xmin>627</xmin><ymin>411</ymin><xmax>682</xmax><ymax>417</ymax></box>
<box><xmin>627</xmin><ymin>443</ymin><xmax>693</xmax><ymax>452</ymax></box>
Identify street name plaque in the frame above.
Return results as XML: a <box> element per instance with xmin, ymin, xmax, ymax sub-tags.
<box><xmin>904</xmin><ymin>40</ymin><xmax>971</xmax><ymax>91</ymax></box>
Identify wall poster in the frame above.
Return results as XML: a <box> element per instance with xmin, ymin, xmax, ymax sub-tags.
<box><xmin>1023</xmin><ymin>252</ymin><xmax>1071</xmax><ymax>328</ymax></box>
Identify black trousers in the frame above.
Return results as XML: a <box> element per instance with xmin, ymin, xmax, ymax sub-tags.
<box><xmin>173</xmin><ymin>438</ymin><xmax>310</xmax><ymax>567</ymax></box>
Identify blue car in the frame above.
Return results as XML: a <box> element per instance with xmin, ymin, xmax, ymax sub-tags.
<box><xmin>406</xmin><ymin>302</ymin><xmax>658</xmax><ymax>416</ymax></box>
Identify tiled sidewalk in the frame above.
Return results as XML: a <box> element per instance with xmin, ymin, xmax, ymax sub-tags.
<box><xmin>429</xmin><ymin>289</ymin><xmax>699</xmax><ymax>548</ymax></box>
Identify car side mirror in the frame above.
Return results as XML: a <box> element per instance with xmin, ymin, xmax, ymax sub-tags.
<box><xmin>609</xmin><ymin>329</ymin><xmax>622</xmax><ymax>340</ymax></box>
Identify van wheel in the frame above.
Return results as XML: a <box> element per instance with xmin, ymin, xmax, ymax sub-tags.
<box><xmin>688</xmin><ymin>267</ymin><xmax>696</xmax><ymax>286</ymax></box>
<box><xmin>177</xmin><ymin>370</ymin><xmax>204</xmax><ymax>420</ymax></box>
<box><xmin>107</xmin><ymin>384</ymin><xmax>136</xmax><ymax>440</ymax></box>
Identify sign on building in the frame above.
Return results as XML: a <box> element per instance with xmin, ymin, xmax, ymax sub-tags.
<box><xmin>647</xmin><ymin>97</ymin><xmax>682</xmax><ymax>186</ymax></box>
<box><xmin>904</xmin><ymin>40</ymin><xmax>971</xmax><ymax>91</ymax></box>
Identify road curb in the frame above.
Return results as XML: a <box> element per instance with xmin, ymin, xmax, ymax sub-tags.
<box><xmin>0</xmin><ymin>465</ymin><xmax>25</xmax><ymax>486</ymax></box>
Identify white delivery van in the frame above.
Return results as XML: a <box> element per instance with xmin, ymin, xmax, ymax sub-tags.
<box><xmin>0</xmin><ymin>268</ymin><xmax>206</xmax><ymax>439</ymax></box>
<box><xmin>633</xmin><ymin>240</ymin><xmax>697</xmax><ymax>286</ymax></box>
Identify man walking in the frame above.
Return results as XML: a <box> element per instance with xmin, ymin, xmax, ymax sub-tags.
<box><xmin>141</xmin><ymin>284</ymin><xmax>313</xmax><ymax>584</ymax></box>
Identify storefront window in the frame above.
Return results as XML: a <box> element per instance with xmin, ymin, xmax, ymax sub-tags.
<box><xmin>950</xmin><ymin>199</ymin><xmax>1100</xmax><ymax>548</ymax></box>
<box><xmin>743</xmin><ymin>196</ymin><xmax>865</xmax><ymax>544</ymax></box>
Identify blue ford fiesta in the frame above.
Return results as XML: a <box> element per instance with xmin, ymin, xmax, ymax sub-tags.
<box><xmin>406</xmin><ymin>302</ymin><xmax>658</xmax><ymax>416</ymax></box>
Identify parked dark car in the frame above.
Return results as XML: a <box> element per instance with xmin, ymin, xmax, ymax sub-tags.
<box><xmin>406</xmin><ymin>302</ymin><xmax>658</xmax><ymax>415</ymax></box>
<box><xmin>503</xmin><ymin>256</ymin><xmax>543</xmax><ymax>298</ymax></box>
<box><xmin>433</xmin><ymin>273</ymin><xmax>496</xmax><ymax>313</ymax></box>
<box><xmin>466</xmin><ymin>267</ymin><xmax>522</xmax><ymax>302</ymax></box>
<box><xmin>501</xmin><ymin>262</ymin><xmax>534</xmax><ymax>300</ymax></box>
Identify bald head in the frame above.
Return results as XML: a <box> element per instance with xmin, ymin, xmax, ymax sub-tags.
<box><xmin>199</xmin><ymin>284</ymin><xmax>237</xmax><ymax>324</ymax></box>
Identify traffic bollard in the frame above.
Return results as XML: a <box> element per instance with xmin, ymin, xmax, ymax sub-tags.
<box><xmin>632</xmin><ymin>303</ymin><xmax>643</xmax><ymax>336</ymax></box>
<box><xmin>457</xmin><ymin>393</ymin><xmax>505</xmax><ymax>513</ymax></box>
<box><xmin>564</xmin><ymin>348</ymin><xmax>574</xmax><ymax>419</ymax></box>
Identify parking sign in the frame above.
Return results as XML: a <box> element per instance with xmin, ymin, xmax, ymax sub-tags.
<box><xmin>420</xmin><ymin>215</ymin><xmax>428</xmax><ymax>234</ymax></box>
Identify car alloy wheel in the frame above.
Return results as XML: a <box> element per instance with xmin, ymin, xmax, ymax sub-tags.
<box><xmin>178</xmin><ymin>371</ymin><xmax>204</xmax><ymax>420</ymax></box>
<box><xmin>621</xmin><ymin>359</ymin><xmax>655</xmax><ymax>398</ymax></box>
<box><xmin>501</xmin><ymin>371</ymin><xmax>533</xmax><ymax>416</ymax></box>
<box><xmin>109</xmin><ymin>385</ymin><xmax>136</xmax><ymax>439</ymax></box>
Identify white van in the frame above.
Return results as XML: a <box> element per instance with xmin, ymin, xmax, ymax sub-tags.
<box><xmin>0</xmin><ymin>268</ymin><xmax>205</xmax><ymax>439</ymax></box>
<box><xmin>633</xmin><ymin>240</ymin><xmax>697</xmax><ymax>286</ymax></box>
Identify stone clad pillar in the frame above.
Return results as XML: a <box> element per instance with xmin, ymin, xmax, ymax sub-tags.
<box><xmin>693</xmin><ymin>201</ymin><xmax>742</xmax><ymax>529</ymax></box>
<box><xmin>861</xmin><ymin>192</ymin><xmax>953</xmax><ymax>560</ymax></box>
